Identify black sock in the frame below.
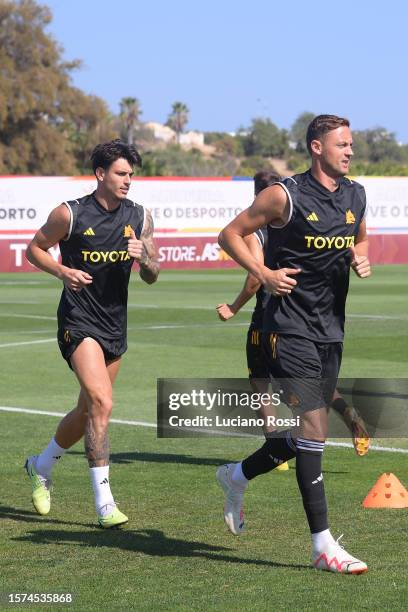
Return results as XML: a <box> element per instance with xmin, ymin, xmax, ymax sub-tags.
<box><xmin>241</xmin><ymin>430</ymin><xmax>296</xmax><ymax>480</ymax></box>
<box><xmin>295</xmin><ymin>438</ymin><xmax>328</xmax><ymax>534</ymax></box>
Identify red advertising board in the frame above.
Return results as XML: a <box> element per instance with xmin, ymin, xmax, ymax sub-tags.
<box><xmin>1</xmin><ymin>234</ymin><xmax>407</xmax><ymax>272</ymax></box>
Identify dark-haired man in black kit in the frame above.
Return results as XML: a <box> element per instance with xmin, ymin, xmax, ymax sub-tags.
<box><xmin>25</xmin><ymin>140</ymin><xmax>159</xmax><ymax>528</ymax></box>
<box><xmin>216</xmin><ymin>171</ymin><xmax>281</xmax><ymax>408</ymax></box>
<box><xmin>217</xmin><ymin>116</ymin><xmax>371</xmax><ymax>574</ymax></box>
<box><xmin>217</xmin><ymin>170</ymin><xmax>292</xmax><ymax>456</ymax></box>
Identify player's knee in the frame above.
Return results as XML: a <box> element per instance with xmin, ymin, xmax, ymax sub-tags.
<box><xmin>300</xmin><ymin>423</ymin><xmax>327</xmax><ymax>441</ymax></box>
<box><xmin>299</xmin><ymin>412</ymin><xmax>327</xmax><ymax>441</ymax></box>
<box><xmin>88</xmin><ymin>391</ymin><xmax>113</xmax><ymax>420</ymax></box>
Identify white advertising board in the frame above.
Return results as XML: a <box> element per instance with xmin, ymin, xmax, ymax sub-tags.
<box><xmin>1</xmin><ymin>176</ymin><xmax>407</xmax><ymax>236</ymax></box>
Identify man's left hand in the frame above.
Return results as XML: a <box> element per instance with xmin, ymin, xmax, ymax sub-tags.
<box><xmin>128</xmin><ymin>228</ymin><xmax>147</xmax><ymax>262</ymax></box>
<box><xmin>350</xmin><ymin>246</ymin><xmax>371</xmax><ymax>278</ymax></box>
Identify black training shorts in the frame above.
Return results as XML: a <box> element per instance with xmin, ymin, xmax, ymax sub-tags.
<box><xmin>246</xmin><ymin>327</ymin><xmax>270</xmax><ymax>379</ymax></box>
<box><xmin>262</xmin><ymin>333</ymin><xmax>343</xmax><ymax>412</ymax></box>
<box><xmin>57</xmin><ymin>327</ymin><xmax>127</xmax><ymax>370</ymax></box>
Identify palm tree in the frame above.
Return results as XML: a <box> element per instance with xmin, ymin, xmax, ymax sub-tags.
<box><xmin>166</xmin><ymin>101</ymin><xmax>189</xmax><ymax>144</ymax></box>
<box><xmin>119</xmin><ymin>97</ymin><xmax>141</xmax><ymax>145</ymax></box>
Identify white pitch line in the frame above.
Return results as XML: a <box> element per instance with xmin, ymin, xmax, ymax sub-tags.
<box><xmin>325</xmin><ymin>440</ymin><xmax>408</xmax><ymax>454</ymax></box>
<box><xmin>348</xmin><ymin>313</ymin><xmax>408</xmax><ymax>321</ymax></box>
<box><xmin>127</xmin><ymin>305</ymin><xmax>407</xmax><ymax>320</ymax></box>
<box><xmin>0</xmin><ymin>406</ymin><xmax>156</xmax><ymax>428</ymax></box>
<box><xmin>127</xmin><ymin>322</ymin><xmax>248</xmax><ymax>331</ymax></box>
<box><xmin>0</xmin><ymin>280</ymin><xmax>50</xmax><ymax>285</ymax></box>
<box><xmin>0</xmin><ymin>324</ymin><xmax>247</xmax><ymax>349</ymax></box>
<box><xmin>0</xmin><ymin>325</ymin><xmax>248</xmax><ymax>348</ymax></box>
<box><xmin>1</xmin><ymin>405</ymin><xmax>408</xmax><ymax>454</ymax></box>
<box><xmin>0</xmin><ymin>329</ymin><xmax>55</xmax><ymax>335</ymax></box>
<box><xmin>0</xmin><ymin>313</ymin><xmax>57</xmax><ymax>321</ymax></box>
<box><xmin>1</xmin><ymin>309</ymin><xmax>406</xmax><ymax>321</ymax></box>
<box><xmin>0</xmin><ymin>407</ymin><xmax>68</xmax><ymax>418</ymax></box>
<box><xmin>0</xmin><ymin>338</ymin><xmax>55</xmax><ymax>348</ymax></box>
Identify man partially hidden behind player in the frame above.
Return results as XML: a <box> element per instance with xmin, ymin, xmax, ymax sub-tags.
<box><xmin>217</xmin><ymin>115</ymin><xmax>371</xmax><ymax>573</ymax></box>
<box><xmin>217</xmin><ymin>170</ymin><xmax>290</xmax><ymax>470</ymax></box>
<box><xmin>25</xmin><ymin>140</ymin><xmax>159</xmax><ymax>528</ymax></box>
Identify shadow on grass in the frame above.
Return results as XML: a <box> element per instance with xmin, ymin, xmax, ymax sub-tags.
<box><xmin>12</xmin><ymin>527</ymin><xmax>310</xmax><ymax>570</ymax></box>
<box><xmin>67</xmin><ymin>450</ymin><xmax>239</xmax><ymax>466</ymax></box>
<box><xmin>0</xmin><ymin>505</ymin><xmax>92</xmax><ymax>529</ymax></box>
<box><xmin>66</xmin><ymin>450</ymin><xmax>348</xmax><ymax>473</ymax></box>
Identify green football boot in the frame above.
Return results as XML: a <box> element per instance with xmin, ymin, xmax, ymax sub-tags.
<box><xmin>25</xmin><ymin>456</ymin><xmax>51</xmax><ymax>516</ymax></box>
<box><xmin>97</xmin><ymin>505</ymin><xmax>128</xmax><ymax>529</ymax></box>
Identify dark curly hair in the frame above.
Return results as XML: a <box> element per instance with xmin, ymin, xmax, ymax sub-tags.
<box><xmin>253</xmin><ymin>170</ymin><xmax>281</xmax><ymax>195</ymax></box>
<box><xmin>90</xmin><ymin>139</ymin><xmax>142</xmax><ymax>174</ymax></box>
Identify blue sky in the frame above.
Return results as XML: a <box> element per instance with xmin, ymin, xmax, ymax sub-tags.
<box><xmin>45</xmin><ymin>0</ymin><xmax>408</xmax><ymax>142</ymax></box>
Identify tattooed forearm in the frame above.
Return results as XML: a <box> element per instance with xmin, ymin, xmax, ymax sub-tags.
<box><xmin>85</xmin><ymin>418</ymin><xmax>110</xmax><ymax>467</ymax></box>
<box><xmin>139</xmin><ymin>210</ymin><xmax>160</xmax><ymax>284</ymax></box>
<box><xmin>139</xmin><ymin>256</ymin><xmax>160</xmax><ymax>284</ymax></box>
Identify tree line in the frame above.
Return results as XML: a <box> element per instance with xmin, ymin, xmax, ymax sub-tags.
<box><xmin>1</xmin><ymin>0</ymin><xmax>408</xmax><ymax>177</ymax></box>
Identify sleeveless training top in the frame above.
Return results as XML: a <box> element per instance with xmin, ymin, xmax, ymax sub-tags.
<box><xmin>263</xmin><ymin>170</ymin><xmax>367</xmax><ymax>342</ymax></box>
<box><xmin>57</xmin><ymin>192</ymin><xmax>145</xmax><ymax>339</ymax></box>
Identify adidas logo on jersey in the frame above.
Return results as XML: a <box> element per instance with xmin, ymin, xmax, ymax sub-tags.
<box><xmin>346</xmin><ymin>209</ymin><xmax>356</xmax><ymax>224</ymax></box>
<box><xmin>123</xmin><ymin>224</ymin><xmax>133</xmax><ymax>238</ymax></box>
<box><xmin>306</xmin><ymin>212</ymin><xmax>319</xmax><ymax>221</ymax></box>
<box><xmin>83</xmin><ymin>227</ymin><xmax>95</xmax><ymax>236</ymax></box>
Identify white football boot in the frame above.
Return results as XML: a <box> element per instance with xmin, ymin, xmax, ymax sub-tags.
<box><xmin>312</xmin><ymin>535</ymin><xmax>368</xmax><ymax>574</ymax></box>
<box><xmin>216</xmin><ymin>463</ymin><xmax>245</xmax><ymax>535</ymax></box>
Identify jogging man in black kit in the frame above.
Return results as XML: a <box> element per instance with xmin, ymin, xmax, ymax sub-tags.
<box><xmin>25</xmin><ymin>140</ymin><xmax>159</xmax><ymax>528</ymax></box>
<box><xmin>217</xmin><ymin>115</ymin><xmax>371</xmax><ymax>574</ymax></box>
<box><xmin>217</xmin><ymin>178</ymin><xmax>370</xmax><ymax>457</ymax></box>
<box><xmin>217</xmin><ymin>171</ymin><xmax>370</xmax><ymax>456</ymax></box>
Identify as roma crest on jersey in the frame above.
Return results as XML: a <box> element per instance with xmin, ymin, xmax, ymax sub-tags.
<box><xmin>123</xmin><ymin>224</ymin><xmax>133</xmax><ymax>237</ymax></box>
<box><xmin>346</xmin><ymin>210</ymin><xmax>355</xmax><ymax>224</ymax></box>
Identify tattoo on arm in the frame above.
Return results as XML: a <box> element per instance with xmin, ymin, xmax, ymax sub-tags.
<box><xmin>85</xmin><ymin>419</ymin><xmax>110</xmax><ymax>467</ymax></box>
<box><xmin>139</xmin><ymin>210</ymin><xmax>160</xmax><ymax>284</ymax></box>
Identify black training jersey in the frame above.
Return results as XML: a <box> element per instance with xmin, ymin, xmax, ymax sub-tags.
<box><xmin>57</xmin><ymin>192</ymin><xmax>145</xmax><ymax>339</ymax></box>
<box><xmin>263</xmin><ymin>170</ymin><xmax>367</xmax><ymax>342</ymax></box>
<box><xmin>250</xmin><ymin>227</ymin><xmax>270</xmax><ymax>330</ymax></box>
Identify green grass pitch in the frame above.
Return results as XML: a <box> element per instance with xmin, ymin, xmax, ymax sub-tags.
<box><xmin>0</xmin><ymin>266</ymin><xmax>407</xmax><ymax>611</ymax></box>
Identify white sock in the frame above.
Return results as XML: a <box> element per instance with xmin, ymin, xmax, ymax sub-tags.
<box><xmin>312</xmin><ymin>528</ymin><xmax>336</xmax><ymax>552</ymax></box>
<box><xmin>231</xmin><ymin>462</ymin><xmax>248</xmax><ymax>489</ymax></box>
<box><xmin>36</xmin><ymin>438</ymin><xmax>67</xmax><ymax>478</ymax></box>
<box><xmin>89</xmin><ymin>465</ymin><xmax>115</xmax><ymax>514</ymax></box>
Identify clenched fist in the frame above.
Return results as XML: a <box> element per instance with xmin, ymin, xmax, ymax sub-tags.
<box><xmin>127</xmin><ymin>228</ymin><xmax>147</xmax><ymax>262</ymax></box>
<box><xmin>62</xmin><ymin>268</ymin><xmax>92</xmax><ymax>292</ymax></box>
<box><xmin>264</xmin><ymin>267</ymin><xmax>301</xmax><ymax>296</ymax></box>
<box><xmin>350</xmin><ymin>246</ymin><xmax>371</xmax><ymax>278</ymax></box>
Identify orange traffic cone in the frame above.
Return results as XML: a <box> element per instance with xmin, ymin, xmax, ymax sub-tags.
<box><xmin>362</xmin><ymin>472</ymin><xmax>408</xmax><ymax>508</ymax></box>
